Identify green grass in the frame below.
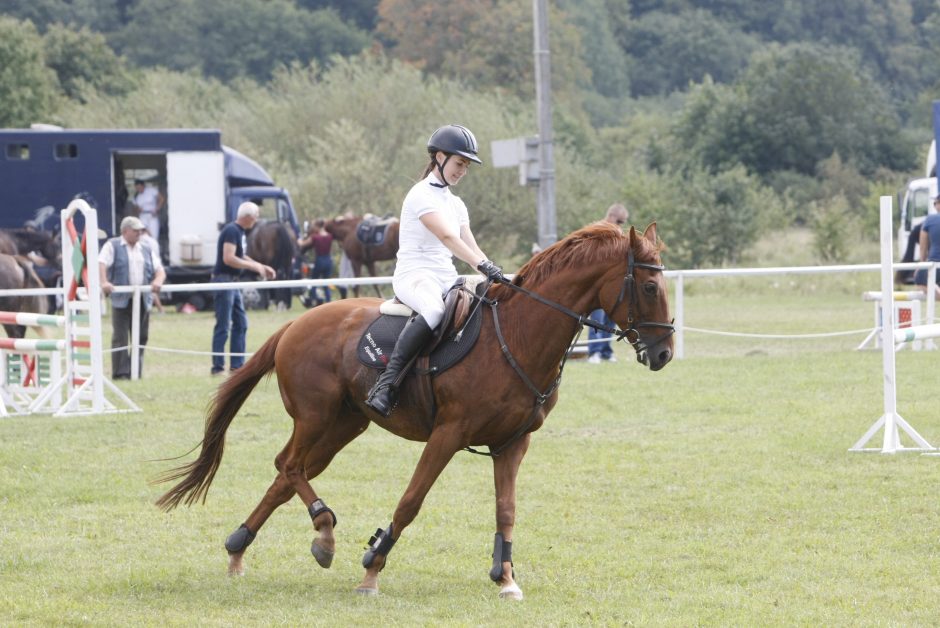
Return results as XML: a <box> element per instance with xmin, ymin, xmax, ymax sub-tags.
<box><xmin>2</xmin><ymin>285</ymin><xmax>939</xmax><ymax>626</ymax></box>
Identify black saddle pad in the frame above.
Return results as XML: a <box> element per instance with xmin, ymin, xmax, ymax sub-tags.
<box><xmin>357</xmin><ymin>303</ymin><xmax>483</xmax><ymax>374</ymax></box>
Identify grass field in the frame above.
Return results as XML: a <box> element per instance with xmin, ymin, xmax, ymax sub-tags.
<box><xmin>2</xmin><ymin>277</ymin><xmax>940</xmax><ymax>626</ymax></box>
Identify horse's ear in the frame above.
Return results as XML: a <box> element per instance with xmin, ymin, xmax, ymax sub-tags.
<box><xmin>628</xmin><ymin>225</ymin><xmax>638</xmax><ymax>248</ymax></box>
<box><xmin>643</xmin><ymin>222</ymin><xmax>658</xmax><ymax>245</ymax></box>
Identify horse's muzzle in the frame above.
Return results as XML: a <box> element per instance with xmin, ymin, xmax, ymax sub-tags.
<box><xmin>646</xmin><ymin>346</ymin><xmax>672</xmax><ymax>371</ymax></box>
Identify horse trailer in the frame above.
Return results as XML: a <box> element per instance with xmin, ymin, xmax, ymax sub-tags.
<box><xmin>0</xmin><ymin>126</ymin><xmax>300</xmax><ymax>307</ymax></box>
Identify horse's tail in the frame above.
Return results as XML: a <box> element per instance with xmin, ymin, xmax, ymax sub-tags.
<box><xmin>153</xmin><ymin>322</ymin><xmax>292</xmax><ymax>511</ymax></box>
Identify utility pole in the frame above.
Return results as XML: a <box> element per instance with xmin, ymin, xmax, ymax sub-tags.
<box><xmin>533</xmin><ymin>0</ymin><xmax>556</xmax><ymax>249</ymax></box>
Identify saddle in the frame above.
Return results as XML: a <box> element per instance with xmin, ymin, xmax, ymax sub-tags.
<box><xmin>356</xmin><ymin>277</ymin><xmax>487</xmax><ymax>432</ymax></box>
<box><xmin>357</xmin><ymin>276</ymin><xmax>483</xmax><ymax>371</ymax></box>
<box><xmin>356</xmin><ymin>215</ymin><xmax>397</xmax><ymax>247</ymax></box>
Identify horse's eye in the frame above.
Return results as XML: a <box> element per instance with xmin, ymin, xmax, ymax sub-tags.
<box><xmin>643</xmin><ymin>282</ymin><xmax>658</xmax><ymax>297</ymax></box>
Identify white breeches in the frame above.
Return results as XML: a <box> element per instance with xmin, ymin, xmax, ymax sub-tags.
<box><xmin>392</xmin><ymin>270</ymin><xmax>456</xmax><ymax>329</ymax></box>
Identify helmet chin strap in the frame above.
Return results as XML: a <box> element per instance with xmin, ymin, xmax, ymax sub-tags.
<box><xmin>431</xmin><ymin>154</ymin><xmax>452</xmax><ymax>188</ymax></box>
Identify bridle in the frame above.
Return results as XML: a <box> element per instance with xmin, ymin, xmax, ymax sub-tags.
<box><xmin>493</xmin><ymin>246</ymin><xmax>675</xmax><ymax>364</ymax></box>
<box><xmin>461</xmin><ymin>246</ymin><xmax>674</xmax><ymax>457</ymax></box>
<box><xmin>603</xmin><ymin>247</ymin><xmax>676</xmax><ymax>364</ymax></box>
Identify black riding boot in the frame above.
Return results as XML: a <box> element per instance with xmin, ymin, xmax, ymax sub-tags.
<box><xmin>365</xmin><ymin>314</ymin><xmax>434</xmax><ymax>417</ymax></box>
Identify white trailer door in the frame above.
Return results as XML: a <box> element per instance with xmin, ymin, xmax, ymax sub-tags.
<box><xmin>166</xmin><ymin>151</ymin><xmax>225</xmax><ymax>266</ymax></box>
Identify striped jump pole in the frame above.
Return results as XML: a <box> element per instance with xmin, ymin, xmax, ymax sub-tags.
<box><xmin>861</xmin><ymin>291</ymin><xmax>926</xmax><ymax>302</ymax></box>
<box><xmin>0</xmin><ymin>312</ymin><xmax>66</xmax><ymax>328</ymax></box>
<box><xmin>0</xmin><ymin>338</ymin><xmax>66</xmax><ymax>352</ymax></box>
<box><xmin>894</xmin><ymin>323</ymin><xmax>940</xmax><ymax>345</ymax></box>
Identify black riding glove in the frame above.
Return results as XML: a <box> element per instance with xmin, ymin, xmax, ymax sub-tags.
<box><xmin>477</xmin><ymin>260</ymin><xmax>505</xmax><ymax>282</ymax></box>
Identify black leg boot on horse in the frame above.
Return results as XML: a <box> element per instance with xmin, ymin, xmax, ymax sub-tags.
<box><xmin>365</xmin><ymin>314</ymin><xmax>434</xmax><ymax>417</ymax></box>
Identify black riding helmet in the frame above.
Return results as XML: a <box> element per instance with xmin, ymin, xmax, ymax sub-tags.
<box><xmin>427</xmin><ymin>124</ymin><xmax>482</xmax><ymax>187</ymax></box>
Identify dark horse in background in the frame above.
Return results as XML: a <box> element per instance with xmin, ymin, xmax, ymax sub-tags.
<box><xmin>323</xmin><ymin>214</ymin><xmax>399</xmax><ymax>297</ymax></box>
<box><xmin>0</xmin><ymin>228</ymin><xmax>61</xmax><ymax>316</ymax></box>
<box><xmin>155</xmin><ymin>222</ymin><xmax>674</xmax><ymax>599</ymax></box>
<box><xmin>247</xmin><ymin>221</ymin><xmax>297</xmax><ymax>310</ymax></box>
<box><xmin>0</xmin><ymin>253</ymin><xmax>52</xmax><ymax>338</ymax></box>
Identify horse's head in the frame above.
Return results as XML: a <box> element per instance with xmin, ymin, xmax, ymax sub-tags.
<box><xmin>598</xmin><ymin>223</ymin><xmax>674</xmax><ymax>371</ymax></box>
<box><xmin>324</xmin><ymin>215</ymin><xmax>358</xmax><ymax>241</ymax></box>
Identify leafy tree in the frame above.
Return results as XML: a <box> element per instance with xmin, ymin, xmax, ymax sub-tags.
<box><xmin>811</xmin><ymin>195</ymin><xmax>853</xmax><ymax>263</ymax></box>
<box><xmin>1</xmin><ymin>0</ymin><xmax>125</xmax><ymax>33</ymax></box>
<box><xmin>0</xmin><ymin>17</ymin><xmax>60</xmax><ymax>127</ymax></box>
<box><xmin>112</xmin><ymin>0</ymin><xmax>370</xmax><ymax>82</ymax></box>
<box><xmin>557</xmin><ymin>0</ymin><xmax>631</xmax><ymax>98</ymax></box>
<box><xmin>375</xmin><ymin>0</ymin><xmax>591</xmax><ymax>101</ymax></box>
<box><xmin>675</xmin><ymin>43</ymin><xmax>914</xmax><ymax>179</ymax></box>
<box><xmin>296</xmin><ymin>0</ymin><xmax>380</xmax><ymax>30</ymax></box>
<box><xmin>624</xmin><ymin>9</ymin><xmax>758</xmax><ymax>96</ymax></box>
<box><xmin>58</xmin><ymin>67</ymin><xmax>235</xmax><ymax>129</ymax></box>
<box><xmin>42</xmin><ymin>24</ymin><xmax>133</xmax><ymax>101</ymax></box>
<box><xmin>618</xmin><ymin>164</ymin><xmax>771</xmax><ymax>268</ymax></box>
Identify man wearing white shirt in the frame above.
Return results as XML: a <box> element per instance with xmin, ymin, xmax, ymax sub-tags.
<box><xmin>99</xmin><ymin>216</ymin><xmax>165</xmax><ymax>379</ymax></box>
<box><xmin>134</xmin><ymin>179</ymin><xmax>162</xmax><ymax>243</ymax></box>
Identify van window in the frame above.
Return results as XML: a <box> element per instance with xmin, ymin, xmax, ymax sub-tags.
<box><xmin>254</xmin><ymin>198</ymin><xmax>278</xmax><ymax>222</ymax></box>
<box><xmin>55</xmin><ymin>143</ymin><xmax>79</xmax><ymax>159</ymax></box>
<box><xmin>909</xmin><ymin>186</ymin><xmax>932</xmax><ymax>230</ymax></box>
<box><xmin>5</xmin><ymin>144</ymin><xmax>29</xmax><ymax>160</ymax></box>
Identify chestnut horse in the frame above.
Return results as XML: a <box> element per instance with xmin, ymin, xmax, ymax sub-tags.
<box><xmin>154</xmin><ymin>222</ymin><xmax>674</xmax><ymax>599</ymax></box>
<box><xmin>321</xmin><ymin>215</ymin><xmax>399</xmax><ymax>297</ymax></box>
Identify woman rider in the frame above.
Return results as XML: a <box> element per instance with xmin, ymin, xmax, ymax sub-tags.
<box><xmin>365</xmin><ymin>124</ymin><xmax>505</xmax><ymax>416</ymax></box>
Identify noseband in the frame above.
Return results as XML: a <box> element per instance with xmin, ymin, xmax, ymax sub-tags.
<box><xmin>606</xmin><ymin>248</ymin><xmax>676</xmax><ymax>363</ymax></box>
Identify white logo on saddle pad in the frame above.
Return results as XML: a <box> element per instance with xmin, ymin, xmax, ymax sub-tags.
<box><xmin>363</xmin><ymin>332</ymin><xmax>385</xmax><ymax>363</ymax></box>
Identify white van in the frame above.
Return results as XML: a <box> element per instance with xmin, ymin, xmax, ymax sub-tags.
<box><xmin>898</xmin><ymin>176</ymin><xmax>937</xmax><ymax>258</ymax></box>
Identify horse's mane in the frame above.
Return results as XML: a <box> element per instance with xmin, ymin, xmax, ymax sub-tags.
<box><xmin>492</xmin><ymin>222</ymin><xmax>663</xmax><ymax>298</ymax></box>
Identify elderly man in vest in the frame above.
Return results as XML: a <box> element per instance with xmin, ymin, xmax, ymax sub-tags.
<box><xmin>99</xmin><ymin>215</ymin><xmax>165</xmax><ymax>379</ymax></box>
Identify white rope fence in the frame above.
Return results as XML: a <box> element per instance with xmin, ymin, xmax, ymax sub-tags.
<box><xmin>2</xmin><ymin>262</ymin><xmax>938</xmax><ymax>372</ymax></box>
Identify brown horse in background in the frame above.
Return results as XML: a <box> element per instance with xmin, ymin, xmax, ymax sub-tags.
<box><xmin>0</xmin><ymin>253</ymin><xmax>52</xmax><ymax>338</ymax></box>
<box><xmin>154</xmin><ymin>222</ymin><xmax>674</xmax><ymax>599</ymax></box>
<box><xmin>322</xmin><ymin>215</ymin><xmax>399</xmax><ymax>297</ymax></box>
<box><xmin>0</xmin><ymin>228</ymin><xmax>62</xmax><ymax>314</ymax></box>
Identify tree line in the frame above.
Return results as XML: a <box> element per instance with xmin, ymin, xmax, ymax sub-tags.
<box><xmin>0</xmin><ymin>0</ymin><xmax>936</xmax><ymax>268</ymax></box>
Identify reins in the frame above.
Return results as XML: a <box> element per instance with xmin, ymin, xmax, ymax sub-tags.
<box><xmin>461</xmin><ymin>247</ymin><xmax>674</xmax><ymax>457</ymax></box>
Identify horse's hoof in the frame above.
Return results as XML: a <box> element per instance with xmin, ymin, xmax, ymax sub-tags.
<box><xmin>498</xmin><ymin>582</ymin><xmax>523</xmax><ymax>600</ymax></box>
<box><xmin>354</xmin><ymin>586</ymin><xmax>378</xmax><ymax>596</ymax></box>
<box><xmin>311</xmin><ymin>540</ymin><xmax>334</xmax><ymax>568</ymax></box>
<box><xmin>227</xmin><ymin>552</ymin><xmax>246</xmax><ymax>576</ymax></box>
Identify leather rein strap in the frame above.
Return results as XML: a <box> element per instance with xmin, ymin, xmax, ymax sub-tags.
<box><xmin>463</xmin><ymin>248</ymin><xmax>673</xmax><ymax>457</ymax></box>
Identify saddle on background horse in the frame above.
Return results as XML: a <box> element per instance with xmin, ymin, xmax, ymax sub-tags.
<box><xmin>356</xmin><ymin>277</ymin><xmax>487</xmax><ymax>428</ymax></box>
<box><xmin>355</xmin><ymin>215</ymin><xmax>397</xmax><ymax>247</ymax></box>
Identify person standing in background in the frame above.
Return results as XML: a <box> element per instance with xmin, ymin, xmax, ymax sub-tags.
<box><xmin>133</xmin><ymin>179</ymin><xmax>163</xmax><ymax>244</ymax></box>
<box><xmin>915</xmin><ymin>196</ymin><xmax>940</xmax><ymax>298</ymax></box>
<box><xmin>99</xmin><ymin>215</ymin><xmax>165</xmax><ymax>379</ymax></box>
<box><xmin>587</xmin><ymin>203</ymin><xmax>629</xmax><ymax>364</ymax></box>
<box><xmin>211</xmin><ymin>202</ymin><xmax>276</xmax><ymax>375</ymax></box>
<box><xmin>299</xmin><ymin>219</ymin><xmax>335</xmax><ymax>307</ymax></box>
